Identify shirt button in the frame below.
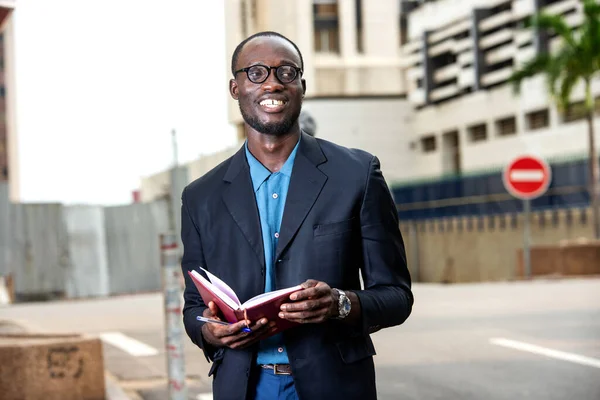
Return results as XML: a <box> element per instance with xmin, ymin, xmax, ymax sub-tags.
<box><xmin>278</xmin><ymin>347</ymin><xmax>284</xmax><ymax>353</ymax></box>
<box><xmin>274</xmin><ymin>232</ymin><xmax>279</xmax><ymax>238</ymax></box>
<box><xmin>272</xmin><ymin>193</ymin><xmax>278</xmax><ymax>199</ymax></box>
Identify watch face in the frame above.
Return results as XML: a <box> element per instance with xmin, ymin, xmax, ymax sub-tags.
<box><xmin>342</xmin><ymin>300</ymin><xmax>351</xmax><ymax>313</ymax></box>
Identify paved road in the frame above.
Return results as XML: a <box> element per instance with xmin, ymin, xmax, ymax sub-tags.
<box><xmin>1</xmin><ymin>278</ymin><xmax>599</xmax><ymax>399</ymax></box>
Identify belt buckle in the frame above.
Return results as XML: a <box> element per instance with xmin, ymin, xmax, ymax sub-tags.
<box><xmin>273</xmin><ymin>364</ymin><xmax>291</xmax><ymax>375</ymax></box>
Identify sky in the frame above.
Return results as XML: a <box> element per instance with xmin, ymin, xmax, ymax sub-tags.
<box><xmin>13</xmin><ymin>0</ymin><xmax>237</xmax><ymax>206</ymax></box>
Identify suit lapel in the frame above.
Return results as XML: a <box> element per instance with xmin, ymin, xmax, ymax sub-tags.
<box><xmin>222</xmin><ymin>148</ymin><xmax>265</xmax><ymax>269</ymax></box>
<box><xmin>275</xmin><ymin>133</ymin><xmax>327</xmax><ymax>261</ymax></box>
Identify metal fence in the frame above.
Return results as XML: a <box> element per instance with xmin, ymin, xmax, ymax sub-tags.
<box><xmin>0</xmin><ymin>182</ymin><xmax>172</xmax><ymax>300</ymax></box>
<box><xmin>392</xmin><ymin>156</ymin><xmax>591</xmax><ymax>220</ymax></box>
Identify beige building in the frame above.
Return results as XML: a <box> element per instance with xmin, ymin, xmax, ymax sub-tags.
<box><xmin>0</xmin><ymin>1</ymin><xmax>17</xmax><ymax>201</ymax></box>
<box><xmin>402</xmin><ymin>0</ymin><xmax>600</xmax><ymax>180</ymax></box>
<box><xmin>140</xmin><ymin>0</ymin><xmax>600</xmax><ymax>201</ymax></box>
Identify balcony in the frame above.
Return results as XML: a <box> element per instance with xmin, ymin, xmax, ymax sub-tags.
<box><xmin>429</xmin><ymin>40</ymin><xmax>455</xmax><ymax>57</ymax></box>
<box><xmin>479</xmin><ymin>10</ymin><xmax>514</xmax><ymax>33</ymax></box>
<box><xmin>481</xmin><ymin>67</ymin><xmax>513</xmax><ymax>87</ymax></box>
<box><xmin>454</xmin><ymin>37</ymin><xmax>472</xmax><ymax>53</ymax></box>
<box><xmin>430</xmin><ymin>84</ymin><xmax>460</xmax><ymax>101</ymax></box>
<box><xmin>407</xmin><ymin>66</ymin><xmax>424</xmax><ymax>80</ymax></box>
<box><xmin>458</xmin><ymin>68</ymin><xmax>475</xmax><ymax>87</ymax></box>
<box><xmin>409</xmin><ymin>88</ymin><xmax>426</xmax><ymax>105</ymax></box>
<box><xmin>458</xmin><ymin>51</ymin><xmax>474</xmax><ymax>66</ymax></box>
<box><xmin>514</xmin><ymin>46</ymin><xmax>535</xmax><ymax>67</ymax></box>
<box><xmin>514</xmin><ymin>29</ymin><xmax>533</xmax><ymax>47</ymax></box>
<box><xmin>545</xmin><ymin>0</ymin><xmax>579</xmax><ymax>16</ymax></box>
<box><xmin>402</xmin><ymin>39</ymin><xmax>423</xmax><ymax>55</ymax></box>
<box><xmin>434</xmin><ymin>64</ymin><xmax>460</xmax><ymax>83</ymax></box>
<box><xmin>479</xmin><ymin>28</ymin><xmax>513</xmax><ymax>50</ymax></box>
<box><xmin>485</xmin><ymin>43</ymin><xmax>516</xmax><ymax>65</ymax></box>
<box><xmin>513</xmin><ymin>0</ymin><xmax>535</xmax><ymax>20</ymax></box>
<box><xmin>428</xmin><ymin>19</ymin><xmax>472</xmax><ymax>44</ymax></box>
<box><xmin>400</xmin><ymin>52</ymin><xmax>422</xmax><ymax>68</ymax></box>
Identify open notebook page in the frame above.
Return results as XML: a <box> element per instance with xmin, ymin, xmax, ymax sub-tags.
<box><xmin>242</xmin><ymin>285</ymin><xmax>302</xmax><ymax>309</ymax></box>
<box><xmin>200</xmin><ymin>268</ymin><xmax>242</xmax><ymax>307</ymax></box>
<box><xmin>191</xmin><ymin>269</ymin><xmax>240</xmax><ymax>310</ymax></box>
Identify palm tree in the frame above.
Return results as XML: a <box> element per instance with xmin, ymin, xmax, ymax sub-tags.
<box><xmin>509</xmin><ymin>0</ymin><xmax>600</xmax><ymax>239</ymax></box>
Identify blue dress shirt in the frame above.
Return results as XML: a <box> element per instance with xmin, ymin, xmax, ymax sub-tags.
<box><xmin>244</xmin><ymin>136</ymin><xmax>301</xmax><ymax>365</ymax></box>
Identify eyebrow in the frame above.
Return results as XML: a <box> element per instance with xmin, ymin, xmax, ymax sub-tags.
<box><xmin>247</xmin><ymin>60</ymin><xmax>301</xmax><ymax>68</ymax></box>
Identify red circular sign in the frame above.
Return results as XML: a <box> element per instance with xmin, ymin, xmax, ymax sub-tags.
<box><xmin>503</xmin><ymin>155</ymin><xmax>552</xmax><ymax>200</ymax></box>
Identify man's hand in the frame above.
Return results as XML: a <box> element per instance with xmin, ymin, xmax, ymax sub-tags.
<box><xmin>278</xmin><ymin>279</ymin><xmax>338</xmax><ymax>324</ymax></box>
<box><xmin>201</xmin><ymin>301</ymin><xmax>276</xmax><ymax>349</ymax></box>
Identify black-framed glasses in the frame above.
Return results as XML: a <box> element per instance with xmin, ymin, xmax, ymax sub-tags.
<box><xmin>234</xmin><ymin>64</ymin><xmax>303</xmax><ymax>84</ymax></box>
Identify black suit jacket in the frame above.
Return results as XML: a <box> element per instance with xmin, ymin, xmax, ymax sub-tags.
<box><xmin>181</xmin><ymin>132</ymin><xmax>413</xmax><ymax>400</ymax></box>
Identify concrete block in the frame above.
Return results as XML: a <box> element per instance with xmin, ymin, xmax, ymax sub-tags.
<box><xmin>0</xmin><ymin>333</ymin><xmax>106</xmax><ymax>400</ymax></box>
<box><xmin>560</xmin><ymin>239</ymin><xmax>600</xmax><ymax>275</ymax></box>
<box><xmin>516</xmin><ymin>239</ymin><xmax>600</xmax><ymax>278</ymax></box>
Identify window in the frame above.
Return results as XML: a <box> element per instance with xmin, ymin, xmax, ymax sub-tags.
<box><xmin>314</xmin><ymin>28</ymin><xmax>340</xmax><ymax>53</ymax></box>
<box><xmin>421</xmin><ymin>135</ymin><xmax>437</xmax><ymax>152</ymax></box>
<box><xmin>526</xmin><ymin>109</ymin><xmax>549</xmax><ymax>130</ymax></box>
<box><xmin>240</xmin><ymin>0</ymin><xmax>247</xmax><ymax>37</ymax></box>
<box><xmin>496</xmin><ymin>116</ymin><xmax>517</xmax><ymax>136</ymax></box>
<box><xmin>563</xmin><ymin>101</ymin><xmax>587</xmax><ymax>123</ymax></box>
<box><xmin>314</xmin><ymin>2</ymin><xmax>338</xmax><ymax>17</ymax></box>
<box><xmin>468</xmin><ymin>123</ymin><xmax>488</xmax><ymax>142</ymax></box>
<box><xmin>400</xmin><ymin>16</ymin><xmax>409</xmax><ymax>45</ymax></box>
<box><xmin>313</xmin><ymin>1</ymin><xmax>340</xmax><ymax>53</ymax></box>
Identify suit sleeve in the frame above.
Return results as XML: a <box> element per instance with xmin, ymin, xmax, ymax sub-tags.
<box><xmin>180</xmin><ymin>186</ymin><xmax>220</xmax><ymax>362</ymax></box>
<box><xmin>354</xmin><ymin>155</ymin><xmax>414</xmax><ymax>335</ymax></box>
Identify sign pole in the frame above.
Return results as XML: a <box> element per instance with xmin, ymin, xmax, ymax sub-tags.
<box><xmin>523</xmin><ymin>199</ymin><xmax>531</xmax><ymax>279</ymax></box>
<box><xmin>503</xmin><ymin>155</ymin><xmax>551</xmax><ymax>280</ymax></box>
<box><xmin>161</xmin><ymin>232</ymin><xmax>187</xmax><ymax>400</ymax></box>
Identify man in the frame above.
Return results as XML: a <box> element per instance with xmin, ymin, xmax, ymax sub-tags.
<box><xmin>180</xmin><ymin>31</ymin><xmax>413</xmax><ymax>400</ymax></box>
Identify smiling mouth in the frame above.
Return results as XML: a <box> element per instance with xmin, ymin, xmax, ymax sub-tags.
<box><xmin>259</xmin><ymin>99</ymin><xmax>287</xmax><ymax>112</ymax></box>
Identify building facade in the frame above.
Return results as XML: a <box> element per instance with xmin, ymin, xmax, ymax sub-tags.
<box><xmin>140</xmin><ymin>0</ymin><xmax>599</xmax><ymax>205</ymax></box>
<box><xmin>223</xmin><ymin>0</ymin><xmax>599</xmax><ymax>181</ymax></box>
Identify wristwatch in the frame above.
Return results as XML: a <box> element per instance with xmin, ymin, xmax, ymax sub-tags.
<box><xmin>333</xmin><ymin>288</ymin><xmax>351</xmax><ymax>320</ymax></box>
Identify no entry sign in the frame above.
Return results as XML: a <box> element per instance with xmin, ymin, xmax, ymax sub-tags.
<box><xmin>503</xmin><ymin>155</ymin><xmax>552</xmax><ymax>200</ymax></box>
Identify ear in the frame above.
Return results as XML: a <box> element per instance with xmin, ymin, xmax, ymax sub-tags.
<box><xmin>229</xmin><ymin>79</ymin><xmax>239</xmax><ymax>100</ymax></box>
<box><xmin>301</xmin><ymin>79</ymin><xmax>306</xmax><ymax>97</ymax></box>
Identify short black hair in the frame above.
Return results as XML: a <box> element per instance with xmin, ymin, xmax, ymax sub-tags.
<box><xmin>230</xmin><ymin>31</ymin><xmax>304</xmax><ymax>76</ymax></box>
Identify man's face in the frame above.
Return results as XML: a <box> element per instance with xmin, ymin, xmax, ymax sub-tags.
<box><xmin>230</xmin><ymin>36</ymin><xmax>306</xmax><ymax>137</ymax></box>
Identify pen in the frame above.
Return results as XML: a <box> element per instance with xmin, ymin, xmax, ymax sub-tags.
<box><xmin>196</xmin><ymin>316</ymin><xmax>252</xmax><ymax>333</ymax></box>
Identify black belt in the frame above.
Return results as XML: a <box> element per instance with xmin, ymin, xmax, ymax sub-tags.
<box><xmin>260</xmin><ymin>364</ymin><xmax>292</xmax><ymax>375</ymax></box>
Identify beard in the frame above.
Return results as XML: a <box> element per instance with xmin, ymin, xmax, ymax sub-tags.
<box><xmin>238</xmin><ymin>101</ymin><xmax>301</xmax><ymax>137</ymax></box>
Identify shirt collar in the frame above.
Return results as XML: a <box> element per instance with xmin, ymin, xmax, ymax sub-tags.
<box><xmin>244</xmin><ymin>135</ymin><xmax>301</xmax><ymax>192</ymax></box>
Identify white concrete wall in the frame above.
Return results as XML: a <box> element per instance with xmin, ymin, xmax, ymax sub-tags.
<box><xmin>103</xmin><ymin>200</ymin><xmax>170</xmax><ymax>295</ymax></box>
<box><xmin>303</xmin><ymin>97</ymin><xmax>415</xmax><ymax>184</ymax></box>
<box><xmin>8</xmin><ymin>203</ymin><xmax>69</xmax><ymax>298</ymax></box>
<box><xmin>63</xmin><ymin>206</ymin><xmax>109</xmax><ymax>298</ymax></box>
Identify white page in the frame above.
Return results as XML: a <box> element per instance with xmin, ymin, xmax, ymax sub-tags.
<box><xmin>242</xmin><ymin>285</ymin><xmax>302</xmax><ymax>309</ymax></box>
<box><xmin>191</xmin><ymin>269</ymin><xmax>240</xmax><ymax>310</ymax></box>
<box><xmin>200</xmin><ymin>268</ymin><xmax>241</xmax><ymax>306</ymax></box>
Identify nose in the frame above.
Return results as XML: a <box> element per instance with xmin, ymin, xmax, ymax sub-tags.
<box><xmin>261</xmin><ymin>68</ymin><xmax>284</xmax><ymax>92</ymax></box>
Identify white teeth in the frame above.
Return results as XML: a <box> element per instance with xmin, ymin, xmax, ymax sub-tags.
<box><xmin>260</xmin><ymin>99</ymin><xmax>285</xmax><ymax>106</ymax></box>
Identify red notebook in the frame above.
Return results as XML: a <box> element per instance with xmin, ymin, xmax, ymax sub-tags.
<box><xmin>188</xmin><ymin>268</ymin><xmax>303</xmax><ymax>337</ymax></box>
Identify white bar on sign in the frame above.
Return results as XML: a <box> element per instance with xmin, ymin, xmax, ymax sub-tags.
<box><xmin>509</xmin><ymin>170</ymin><xmax>544</xmax><ymax>182</ymax></box>
<box><xmin>490</xmin><ymin>338</ymin><xmax>600</xmax><ymax>369</ymax></box>
<box><xmin>99</xmin><ymin>332</ymin><xmax>159</xmax><ymax>357</ymax></box>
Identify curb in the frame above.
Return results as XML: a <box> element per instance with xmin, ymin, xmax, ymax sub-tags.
<box><xmin>105</xmin><ymin>371</ymin><xmax>138</xmax><ymax>400</ymax></box>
